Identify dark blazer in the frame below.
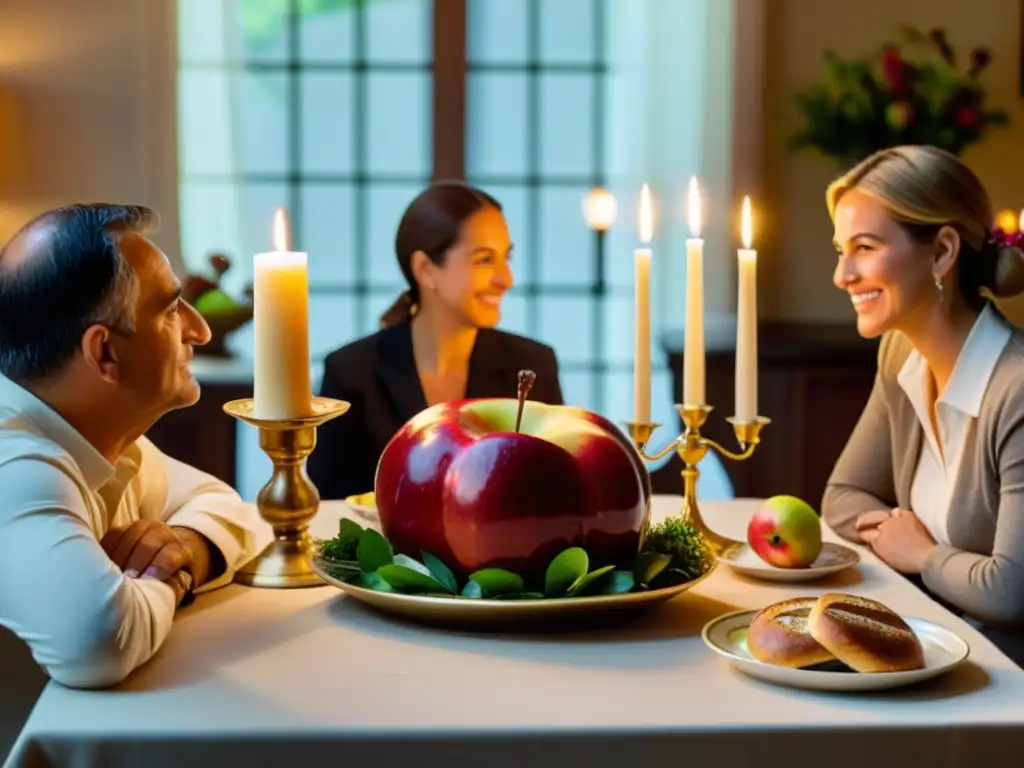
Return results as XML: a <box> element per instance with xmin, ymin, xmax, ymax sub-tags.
<box><xmin>307</xmin><ymin>322</ymin><xmax>564</xmax><ymax>500</ymax></box>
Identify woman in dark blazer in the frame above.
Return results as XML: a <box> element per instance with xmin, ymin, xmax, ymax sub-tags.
<box><xmin>307</xmin><ymin>181</ymin><xmax>564</xmax><ymax>500</ymax></box>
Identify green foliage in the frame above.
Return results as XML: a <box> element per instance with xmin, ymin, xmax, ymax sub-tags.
<box><xmin>420</xmin><ymin>551</ymin><xmax>458</xmax><ymax>593</ymax></box>
<box><xmin>462</xmin><ymin>568</ymin><xmax>525</xmax><ymax>598</ymax></box>
<box><xmin>792</xmin><ymin>25</ymin><xmax>1008</xmax><ymax>163</ymax></box>
<box><xmin>319</xmin><ymin>520</ymin><xmax>360</xmax><ymax>561</ymax></box>
<box><xmin>632</xmin><ymin>552</ymin><xmax>673</xmax><ymax>588</ymax></box>
<box><xmin>375</xmin><ymin>563</ymin><xmax>448</xmax><ymax>593</ymax></box>
<box><xmin>316</xmin><ymin>514</ymin><xmax>714</xmax><ymax>600</ymax></box>
<box><xmin>544</xmin><ymin>548</ymin><xmax>590</xmax><ymax>596</ymax></box>
<box><xmin>356</xmin><ymin>529</ymin><xmax>393</xmax><ymax>572</ymax></box>
<box><xmin>639</xmin><ymin>517</ymin><xmax>715</xmax><ymax>586</ymax></box>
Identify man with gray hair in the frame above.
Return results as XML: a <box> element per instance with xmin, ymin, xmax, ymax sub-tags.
<box><xmin>0</xmin><ymin>204</ymin><xmax>261</xmax><ymax>688</ymax></box>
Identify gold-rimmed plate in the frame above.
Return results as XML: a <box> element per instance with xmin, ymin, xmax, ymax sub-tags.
<box><xmin>701</xmin><ymin>609</ymin><xmax>970</xmax><ymax>691</ymax></box>
<box><xmin>310</xmin><ymin>554</ymin><xmax>717</xmax><ymax>630</ymax></box>
<box><xmin>716</xmin><ymin>542</ymin><xmax>860</xmax><ymax>582</ymax></box>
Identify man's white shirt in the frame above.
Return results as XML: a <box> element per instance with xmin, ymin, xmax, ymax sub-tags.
<box><xmin>0</xmin><ymin>374</ymin><xmax>262</xmax><ymax>688</ymax></box>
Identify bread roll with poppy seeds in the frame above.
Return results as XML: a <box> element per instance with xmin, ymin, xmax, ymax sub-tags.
<box><xmin>747</xmin><ymin>597</ymin><xmax>837</xmax><ymax>668</ymax></box>
<box><xmin>807</xmin><ymin>593</ymin><xmax>925</xmax><ymax>673</ymax></box>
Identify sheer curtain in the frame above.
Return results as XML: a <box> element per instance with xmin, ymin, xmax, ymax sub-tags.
<box><xmin>602</xmin><ymin>0</ymin><xmax>737</xmax><ymax>497</ymax></box>
<box><xmin>176</xmin><ymin>0</ymin><xmax>248</xmax><ymax>294</ymax></box>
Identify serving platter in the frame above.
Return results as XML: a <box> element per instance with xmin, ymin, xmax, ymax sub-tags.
<box><xmin>311</xmin><ymin>552</ymin><xmax>717</xmax><ymax>630</ymax></box>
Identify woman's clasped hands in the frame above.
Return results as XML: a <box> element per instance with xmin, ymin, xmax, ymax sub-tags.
<box><xmin>855</xmin><ymin>506</ymin><xmax>938</xmax><ymax>574</ymax></box>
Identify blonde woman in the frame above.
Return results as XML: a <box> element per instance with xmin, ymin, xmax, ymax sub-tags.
<box><xmin>823</xmin><ymin>145</ymin><xmax>1024</xmax><ymax>629</ymax></box>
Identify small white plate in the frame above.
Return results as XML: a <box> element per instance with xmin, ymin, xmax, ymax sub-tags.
<box><xmin>702</xmin><ymin>609</ymin><xmax>970</xmax><ymax>692</ymax></box>
<box><xmin>716</xmin><ymin>542</ymin><xmax>860</xmax><ymax>582</ymax></box>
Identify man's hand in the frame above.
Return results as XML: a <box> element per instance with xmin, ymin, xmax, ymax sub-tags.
<box><xmin>101</xmin><ymin>520</ymin><xmax>193</xmax><ymax>581</ymax></box>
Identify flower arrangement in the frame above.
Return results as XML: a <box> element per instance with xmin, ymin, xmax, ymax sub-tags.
<box><xmin>791</xmin><ymin>26</ymin><xmax>1009</xmax><ymax>163</ymax></box>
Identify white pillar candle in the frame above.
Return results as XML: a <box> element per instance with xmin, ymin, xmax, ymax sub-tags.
<box><xmin>253</xmin><ymin>208</ymin><xmax>313</xmax><ymax>420</ymax></box>
<box><xmin>634</xmin><ymin>183</ymin><xmax>653</xmax><ymax>424</ymax></box>
<box><xmin>735</xmin><ymin>196</ymin><xmax>758</xmax><ymax>422</ymax></box>
<box><xmin>684</xmin><ymin>177</ymin><xmax>705</xmax><ymax>406</ymax></box>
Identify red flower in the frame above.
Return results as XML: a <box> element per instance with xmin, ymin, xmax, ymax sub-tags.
<box><xmin>881</xmin><ymin>45</ymin><xmax>915</xmax><ymax>95</ymax></box>
<box><xmin>956</xmin><ymin>106</ymin><xmax>981</xmax><ymax>129</ymax></box>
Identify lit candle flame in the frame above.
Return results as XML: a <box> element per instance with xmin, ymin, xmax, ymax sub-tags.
<box><xmin>741</xmin><ymin>196</ymin><xmax>753</xmax><ymax>249</ymax></box>
<box><xmin>638</xmin><ymin>183</ymin><xmax>653</xmax><ymax>244</ymax></box>
<box><xmin>687</xmin><ymin>177</ymin><xmax>702</xmax><ymax>238</ymax></box>
<box><xmin>272</xmin><ymin>207</ymin><xmax>292</xmax><ymax>251</ymax></box>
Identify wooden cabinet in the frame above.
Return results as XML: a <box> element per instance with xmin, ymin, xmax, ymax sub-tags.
<box><xmin>655</xmin><ymin>322</ymin><xmax>878</xmax><ymax>507</ymax></box>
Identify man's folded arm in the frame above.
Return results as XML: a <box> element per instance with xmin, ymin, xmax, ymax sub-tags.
<box><xmin>0</xmin><ymin>459</ymin><xmax>176</xmax><ymax>689</ymax></box>
<box><xmin>136</xmin><ymin>437</ymin><xmax>263</xmax><ymax>591</ymax></box>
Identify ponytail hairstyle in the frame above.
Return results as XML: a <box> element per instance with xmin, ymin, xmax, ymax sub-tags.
<box><xmin>379</xmin><ymin>181</ymin><xmax>502</xmax><ymax>328</ymax></box>
<box><xmin>826</xmin><ymin>145</ymin><xmax>1024</xmax><ymax>310</ymax></box>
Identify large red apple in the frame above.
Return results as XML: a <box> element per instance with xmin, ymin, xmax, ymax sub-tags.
<box><xmin>374</xmin><ymin>398</ymin><xmax>651</xmax><ymax>584</ymax></box>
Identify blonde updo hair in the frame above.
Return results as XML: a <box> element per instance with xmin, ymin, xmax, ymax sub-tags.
<box><xmin>826</xmin><ymin>145</ymin><xmax>1024</xmax><ymax>308</ymax></box>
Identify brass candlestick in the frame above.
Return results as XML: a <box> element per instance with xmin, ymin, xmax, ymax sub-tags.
<box><xmin>626</xmin><ymin>405</ymin><xmax>770</xmax><ymax>557</ymax></box>
<box><xmin>223</xmin><ymin>396</ymin><xmax>349</xmax><ymax>588</ymax></box>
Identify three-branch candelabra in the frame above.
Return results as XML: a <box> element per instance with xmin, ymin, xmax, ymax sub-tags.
<box><xmin>626</xmin><ymin>405</ymin><xmax>770</xmax><ymax>557</ymax></box>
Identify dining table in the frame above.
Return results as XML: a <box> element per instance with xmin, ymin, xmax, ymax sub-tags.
<box><xmin>8</xmin><ymin>495</ymin><xmax>1024</xmax><ymax>768</ymax></box>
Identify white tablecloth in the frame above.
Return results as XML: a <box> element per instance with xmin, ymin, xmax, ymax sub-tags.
<box><xmin>9</xmin><ymin>496</ymin><xmax>1024</xmax><ymax>768</ymax></box>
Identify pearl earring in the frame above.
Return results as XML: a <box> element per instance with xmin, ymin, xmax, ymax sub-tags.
<box><xmin>935</xmin><ymin>278</ymin><xmax>944</xmax><ymax>300</ymax></box>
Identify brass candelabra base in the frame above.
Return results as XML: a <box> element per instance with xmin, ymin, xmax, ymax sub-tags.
<box><xmin>223</xmin><ymin>396</ymin><xmax>350</xmax><ymax>588</ymax></box>
<box><xmin>626</xmin><ymin>405</ymin><xmax>770</xmax><ymax>557</ymax></box>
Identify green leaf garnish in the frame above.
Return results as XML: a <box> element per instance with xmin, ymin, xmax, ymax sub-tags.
<box><xmin>388</xmin><ymin>554</ymin><xmax>456</xmax><ymax>594</ymax></box>
<box><xmin>641</xmin><ymin>516</ymin><xmax>714</xmax><ymax>583</ymax></box>
<box><xmin>632</xmin><ymin>552</ymin><xmax>673</xmax><ymax>587</ymax></box>
<box><xmin>545</xmin><ymin>547</ymin><xmax>589</xmax><ymax>597</ymax></box>
<box><xmin>321</xmin><ymin>520</ymin><xmax>366</xmax><ymax>561</ymax></box>
<box><xmin>392</xmin><ymin>553</ymin><xmax>432</xmax><ymax>576</ymax></box>
<box><xmin>600</xmin><ymin>570</ymin><xmax>635</xmax><ymax>595</ymax></box>
<box><xmin>338</xmin><ymin>518</ymin><xmax>364</xmax><ymax>540</ymax></box>
<box><xmin>375</xmin><ymin>564</ymin><xmax>446</xmax><ymax>593</ymax></box>
<box><xmin>567</xmin><ymin>564</ymin><xmax>616</xmax><ymax>596</ymax></box>
<box><xmin>356</xmin><ymin>529</ymin><xmax>393</xmax><ymax>572</ymax></box>
<box><xmin>319</xmin><ymin>515</ymin><xmax>711</xmax><ymax>600</ymax></box>
<box><xmin>321</xmin><ymin>538</ymin><xmax>358</xmax><ymax>561</ymax></box>
<box><xmin>461</xmin><ymin>580</ymin><xmax>484</xmax><ymax>599</ymax></box>
<box><xmin>420</xmin><ymin>551</ymin><xmax>458</xmax><ymax>593</ymax></box>
<box><xmin>465</xmin><ymin>568</ymin><xmax>525</xmax><ymax>597</ymax></box>
<box><xmin>359</xmin><ymin>571</ymin><xmax>394</xmax><ymax>591</ymax></box>
<box><xmin>321</xmin><ymin>560</ymin><xmax>361</xmax><ymax>582</ymax></box>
